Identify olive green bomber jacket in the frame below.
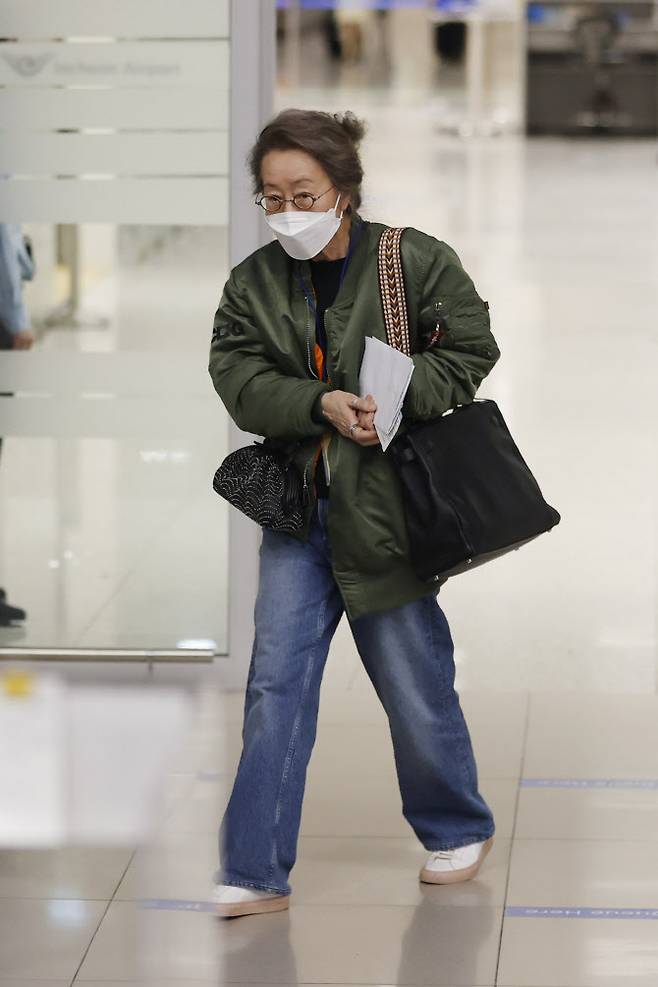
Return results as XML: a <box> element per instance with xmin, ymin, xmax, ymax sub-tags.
<box><xmin>208</xmin><ymin>212</ymin><xmax>501</xmax><ymax>621</ymax></box>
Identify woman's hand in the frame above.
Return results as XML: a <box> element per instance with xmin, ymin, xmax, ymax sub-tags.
<box><xmin>355</xmin><ymin>405</ymin><xmax>375</xmax><ymax>432</ymax></box>
<box><xmin>320</xmin><ymin>390</ymin><xmax>381</xmax><ymax>446</ymax></box>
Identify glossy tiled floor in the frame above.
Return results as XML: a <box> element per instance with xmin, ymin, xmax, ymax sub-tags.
<box><xmin>1</xmin><ymin>12</ymin><xmax>657</xmax><ymax>987</ymax></box>
<box><xmin>3</xmin><ymin>668</ymin><xmax>658</xmax><ymax>985</ymax></box>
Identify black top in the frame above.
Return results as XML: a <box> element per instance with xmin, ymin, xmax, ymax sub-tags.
<box><xmin>310</xmin><ymin>256</ymin><xmax>344</xmax><ymax>497</ymax></box>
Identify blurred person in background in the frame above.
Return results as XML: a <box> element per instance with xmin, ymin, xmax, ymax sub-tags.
<box><xmin>0</xmin><ymin>222</ymin><xmax>34</xmax><ymax>625</ymax></box>
<box><xmin>208</xmin><ymin>108</ymin><xmax>501</xmax><ymax>918</ymax></box>
<box><xmin>322</xmin><ymin>9</ymin><xmax>343</xmax><ymax>60</ymax></box>
<box><xmin>334</xmin><ymin>0</ymin><xmax>374</xmax><ymax>63</ymax></box>
<box><xmin>0</xmin><ymin>222</ymin><xmax>34</xmax><ymax>351</ymax></box>
<box><xmin>322</xmin><ymin>5</ymin><xmax>391</xmax><ymax>68</ymax></box>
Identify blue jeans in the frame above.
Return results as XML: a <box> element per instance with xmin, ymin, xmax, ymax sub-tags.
<box><xmin>218</xmin><ymin>496</ymin><xmax>495</xmax><ymax>895</ymax></box>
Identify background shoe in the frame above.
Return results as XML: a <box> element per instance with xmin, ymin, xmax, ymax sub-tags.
<box><xmin>0</xmin><ymin>599</ymin><xmax>27</xmax><ymax>625</ymax></box>
<box><xmin>211</xmin><ymin>883</ymin><xmax>291</xmax><ymax>918</ymax></box>
<box><xmin>420</xmin><ymin>836</ymin><xmax>494</xmax><ymax>884</ymax></box>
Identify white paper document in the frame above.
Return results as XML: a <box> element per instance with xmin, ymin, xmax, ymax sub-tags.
<box><xmin>358</xmin><ymin>336</ymin><xmax>414</xmax><ymax>451</ymax></box>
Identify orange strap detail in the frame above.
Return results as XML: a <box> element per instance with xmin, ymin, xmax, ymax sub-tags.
<box><xmin>313</xmin><ymin>340</ymin><xmax>324</xmax><ymax>381</ymax></box>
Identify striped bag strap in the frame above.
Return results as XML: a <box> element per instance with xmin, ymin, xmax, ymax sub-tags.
<box><xmin>377</xmin><ymin>226</ymin><xmax>410</xmax><ymax>357</ymax></box>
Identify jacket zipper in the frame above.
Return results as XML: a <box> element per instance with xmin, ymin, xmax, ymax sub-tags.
<box><xmin>304</xmin><ymin>293</ymin><xmax>319</xmax><ymax>380</ymax></box>
<box><xmin>302</xmin><ymin>453</ymin><xmax>312</xmax><ymax>505</ymax></box>
<box><xmin>322</xmin><ymin>307</ymin><xmax>335</xmax><ymax>488</ymax></box>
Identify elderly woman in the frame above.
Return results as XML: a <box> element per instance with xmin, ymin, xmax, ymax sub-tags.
<box><xmin>208</xmin><ymin>109</ymin><xmax>501</xmax><ymax>918</ymax></box>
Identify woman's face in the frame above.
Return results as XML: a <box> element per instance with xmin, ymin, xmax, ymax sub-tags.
<box><xmin>260</xmin><ymin>148</ymin><xmax>350</xmax><ymax>215</ymax></box>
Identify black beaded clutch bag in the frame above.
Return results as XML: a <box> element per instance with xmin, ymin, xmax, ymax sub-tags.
<box><xmin>212</xmin><ymin>438</ymin><xmax>304</xmax><ymax>534</ymax></box>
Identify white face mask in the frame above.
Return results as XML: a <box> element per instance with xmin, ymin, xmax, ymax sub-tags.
<box><xmin>265</xmin><ymin>192</ymin><xmax>344</xmax><ymax>260</ymax></box>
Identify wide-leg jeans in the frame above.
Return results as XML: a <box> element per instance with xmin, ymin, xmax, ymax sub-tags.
<box><xmin>217</xmin><ymin>496</ymin><xmax>495</xmax><ymax>895</ymax></box>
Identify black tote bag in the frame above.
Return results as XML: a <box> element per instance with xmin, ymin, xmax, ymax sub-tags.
<box><xmin>379</xmin><ymin>227</ymin><xmax>561</xmax><ymax>582</ymax></box>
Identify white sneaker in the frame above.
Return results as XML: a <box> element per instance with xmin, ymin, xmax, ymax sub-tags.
<box><xmin>419</xmin><ymin>836</ymin><xmax>494</xmax><ymax>884</ymax></box>
<box><xmin>210</xmin><ymin>883</ymin><xmax>291</xmax><ymax>918</ymax></box>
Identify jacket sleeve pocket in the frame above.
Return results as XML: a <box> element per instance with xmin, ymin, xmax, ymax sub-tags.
<box><xmin>208</xmin><ymin>269</ymin><xmax>332</xmax><ymax>441</ymax></box>
<box><xmin>402</xmin><ymin>240</ymin><xmax>501</xmax><ymax>422</ymax></box>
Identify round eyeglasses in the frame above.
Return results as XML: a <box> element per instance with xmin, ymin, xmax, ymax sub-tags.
<box><xmin>255</xmin><ymin>185</ymin><xmax>336</xmax><ymax>214</ymax></box>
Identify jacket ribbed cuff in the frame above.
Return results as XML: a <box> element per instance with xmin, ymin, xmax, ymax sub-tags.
<box><xmin>310</xmin><ymin>390</ymin><xmax>327</xmax><ymax>424</ymax></box>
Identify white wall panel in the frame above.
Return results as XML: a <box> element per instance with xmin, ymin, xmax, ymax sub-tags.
<box><xmin>0</xmin><ymin>178</ymin><xmax>228</xmax><ymax>224</ymax></box>
<box><xmin>0</xmin><ymin>396</ymin><xmax>221</xmax><ymax>438</ymax></box>
<box><xmin>1</xmin><ymin>35</ymin><xmax>230</xmax><ymax>224</ymax></box>
<box><xmin>0</xmin><ymin>88</ymin><xmax>229</xmax><ymax>130</ymax></box>
<box><xmin>0</xmin><ymin>353</ymin><xmax>212</xmax><ymax>395</ymax></box>
<box><xmin>0</xmin><ymin>41</ymin><xmax>230</xmax><ymax>89</ymax></box>
<box><xmin>4</xmin><ymin>132</ymin><xmax>229</xmax><ymax>176</ymax></box>
<box><xmin>0</xmin><ymin>0</ymin><xmax>230</xmax><ymax>38</ymax></box>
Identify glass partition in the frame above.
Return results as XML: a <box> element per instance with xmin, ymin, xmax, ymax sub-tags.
<box><xmin>0</xmin><ymin>1</ymin><xmax>231</xmax><ymax>657</ymax></box>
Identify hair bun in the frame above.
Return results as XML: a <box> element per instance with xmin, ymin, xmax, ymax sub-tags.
<box><xmin>332</xmin><ymin>110</ymin><xmax>367</xmax><ymax>146</ymax></box>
